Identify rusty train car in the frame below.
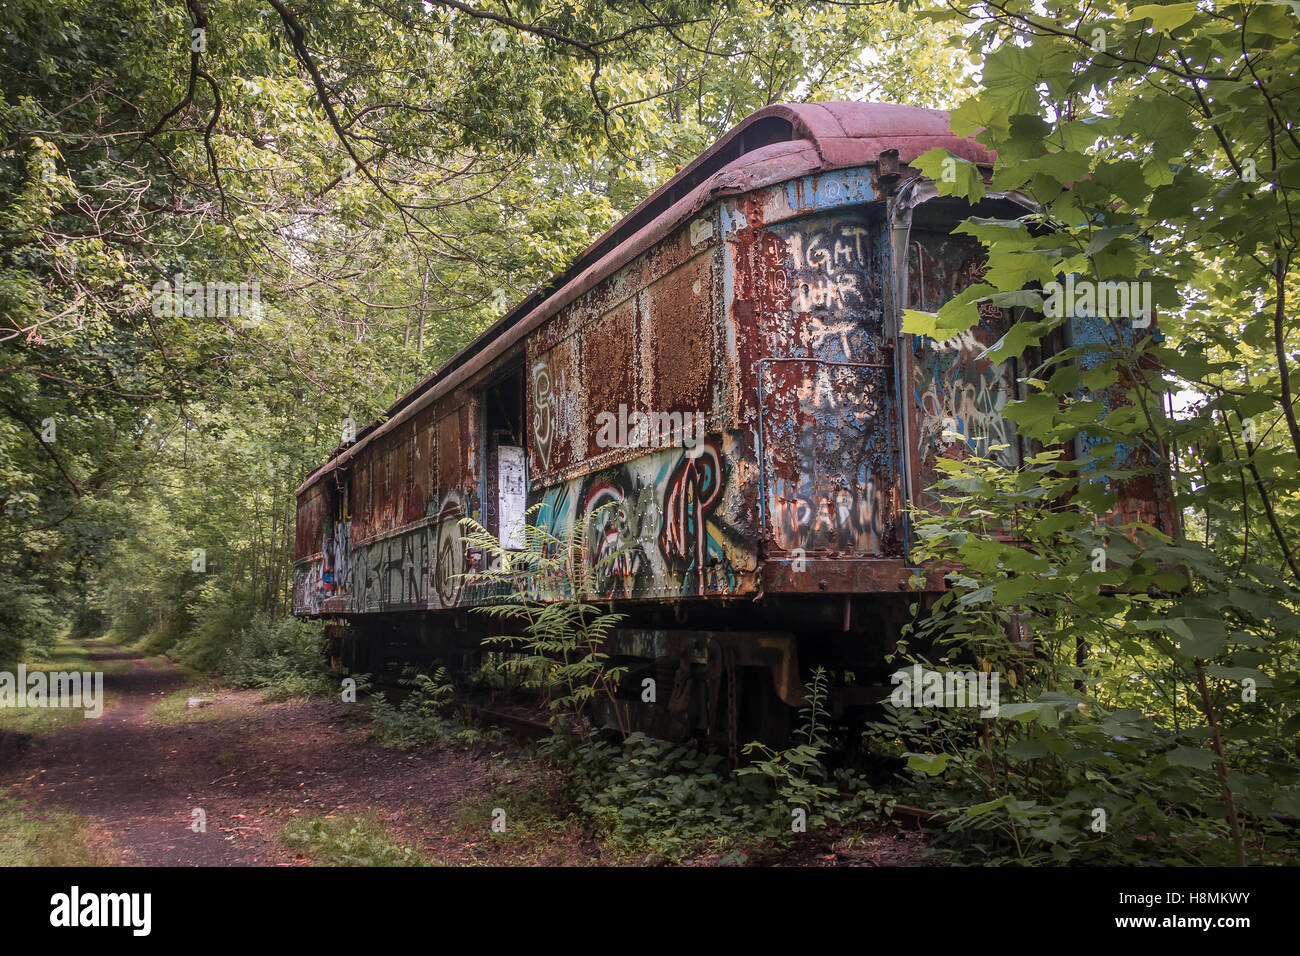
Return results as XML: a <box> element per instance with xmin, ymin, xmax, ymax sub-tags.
<box><xmin>292</xmin><ymin>102</ymin><xmax>1175</xmax><ymax>746</ymax></box>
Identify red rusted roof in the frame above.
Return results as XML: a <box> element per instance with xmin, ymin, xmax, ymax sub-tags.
<box><xmin>297</xmin><ymin>102</ymin><xmax>993</xmax><ymax>495</ymax></box>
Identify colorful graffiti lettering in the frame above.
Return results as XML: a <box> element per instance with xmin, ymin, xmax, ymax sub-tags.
<box><xmin>433</xmin><ymin>491</ymin><xmax>466</xmax><ymax>607</ymax></box>
<box><xmin>536</xmin><ymin>438</ymin><xmax>742</xmax><ymax>600</ymax></box>
<box><xmin>660</xmin><ymin>440</ymin><xmax>723</xmax><ymax>592</ymax></box>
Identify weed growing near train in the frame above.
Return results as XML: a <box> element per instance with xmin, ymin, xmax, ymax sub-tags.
<box><xmin>563</xmin><ymin>669</ymin><xmax>888</xmax><ymax>862</ymax></box>
<box><xmin>458</xmin><ymin>519</ymin><xmax>889</xmax><ymax>861</ymax></box>
<box><xmin>459</xmin><ymin>502</ymin><xmax>632</xmax><ymax>745</ymax></box>
<box><xmin>367</xmin><ymin>666</ymin><xmax>501</xmax><ymax>748</ymax></box>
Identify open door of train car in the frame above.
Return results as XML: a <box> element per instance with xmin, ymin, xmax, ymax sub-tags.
<box><xmin>890</xmin><ymin>182</ymin><xmax>1179</xmax><ymax>546</ymax></box>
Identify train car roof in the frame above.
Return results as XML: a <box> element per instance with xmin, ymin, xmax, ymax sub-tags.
<box><xmin>297</xmin><ymin>101</ymin><xmax>994</xmax><ymax>496</ymax></box>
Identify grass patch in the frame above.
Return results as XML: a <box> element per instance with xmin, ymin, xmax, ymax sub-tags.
<box><xmin>31</xmin><ymin>634</ymin><xmax>131</xmax><ymax>673</ymax></box>
<box><xmin>0</xmin><ymin>701</ymin><xmax>108</xmax><ymax>736</ymax></box>
<box><xmin>0</xmin><ymin>794</ymin><xmax>120</xmax><ymax>866</ymax></box>
<box><xmin>0</xmin><ymin>635</ymin><xmax>122</xmax><ymax>735</ymax></box>
<box><xmin>437</xmin><ymin>762</ymin><xmax>597</xmax><ymax>865</ymax></box>
<box><xmin>279</xmin><ymin>813</ymin><xmax>435</xmax><ymax>866</ymax></box>
<box><xmin>146</xmin><ymin>683</ymin><xmax>233</xmax><ymax>726</ymax></box>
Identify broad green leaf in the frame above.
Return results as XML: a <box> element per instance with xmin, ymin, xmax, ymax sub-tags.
<box><xmin>1131</xmin><ymin>3</ymin><xmax>1199</xmax><ymax>32</ymax></box>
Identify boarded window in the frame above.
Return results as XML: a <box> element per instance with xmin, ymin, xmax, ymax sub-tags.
<box><xmin>294</xmin><ymin>485</ymin><xmax>324</xmax><ymax>560</ymax></box>
<box><xmin>353</xmin><ymin>456</ymin><xmax>369</xmax><ymax>540</ymax></box>
<box><xmin>643</xmin><ymin>252</ymin><xmax>718</xmax><ymax>419</ymax></box>
<box><xmin>411</xmin><ymin>413</ymin><xmax>433</xmax><ymax>520</ymax></box>
<box><xmin>377</xmin><ymin>438</ymin><xmax>394</xmax><ymax>534</ymax></box>
<box><xmin>436</xmin><ymin>410</ymin><xmax>461</xmax><ymax>500</ymax></box>
<box><xmin>390</xmin><ymin>430</ymin><xmax>409</xmax><ymax>527</ymax></box>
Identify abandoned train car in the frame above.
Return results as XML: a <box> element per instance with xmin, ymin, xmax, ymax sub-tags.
<box><xmin>292</xmin><ymin>101</ymin><xmax>1175</xmax><ymax>746</ymax></box>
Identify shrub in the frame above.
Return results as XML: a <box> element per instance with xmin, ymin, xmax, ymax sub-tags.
<box><xmin>218</xmin><ymin>611</ymin><xmax>337</xmax><ymax>699</ymax></box>
<box><xmin>368</xmin><ymin>665</ymin><xmax>501</xmax><ymax>748</ymax></box>
<box><xmin>459</xmin><ymin>502</ymin><xmax>630</xmax><ymax>750</ymax></box>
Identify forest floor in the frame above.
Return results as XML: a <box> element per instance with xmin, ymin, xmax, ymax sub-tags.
<box><xmin>0</xmin><ymin>637</ymin><xmax>928</xmax><ymax>866</ymax></box>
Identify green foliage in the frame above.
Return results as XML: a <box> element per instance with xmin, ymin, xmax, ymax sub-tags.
<box><xmin>575</xmin><ymin>734</ymin><xmax>776</xmax><ymax>862</ymax></box>
<box><xmin>367</xmin><ymin>665</ymin><xmax>501</xmax><ymax>749</ymax></box>
<box><xmin>875</xmin><ymin>0</ymin><xmax>1300</xmax><ymax>866</ymax></box>
<box><xmin>876</xmin><ymin>446</ymin><xmax>1300</xmax><ymax>865</ymax></box>
<box><xmin>168</xmin><ymin>580</ymin><xmax>256</xmax><ymax>672</ymax></box>
<box><xmin>547</xmin><ymin>670</ymin><xmax>888</xmax><ymax>863</ymax></box>
<box><xmin>218</xmin><ymin>612</ymin><xmax>337</xmax><ymax>700</ymax></box>
<box><xmin>741</xmin><ymin>667</ymin><xmax>839</xmax><ymax>822</ymax></box>
<box><xmin>0</xmin><ymin>575</ymin><xmax>59</xmax><ymax>669</ymax></box>
<box><xmin>278</xmin><ymin>813</ymin><xmax>434</xmax><ymax>867</ymax></box>
<box><xmin>0</xmin><ymin>794</ymin><xmax>120</xmax><ymax>866</ymax></box>
<box><xmin>461</xmin><ymin>503</ymin><xmax>631</xmax><ymax>743</ymax></box>
<box><xmin>742</xmin><ymin>666</ymin><xmax>890</xmax><ymax>833</ymax></box>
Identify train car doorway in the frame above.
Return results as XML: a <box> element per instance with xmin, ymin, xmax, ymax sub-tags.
<box><xmin>481</xmin><ymin>366</ymin><xmax>527</xmax><ymax>556</ymax></box>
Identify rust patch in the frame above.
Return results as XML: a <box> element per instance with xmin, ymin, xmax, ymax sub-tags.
<box><xmin>746</xmin><ymin>209</ymin><xmax>901</xmax><ymax>556</ymax></box>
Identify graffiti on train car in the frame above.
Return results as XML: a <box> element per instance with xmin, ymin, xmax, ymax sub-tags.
<box><xmin>531</xmin><ymin>362</ymin><xmax>556</xmax><ymax>472</ymax></box>
<box><xmin>754</xmin><ymin>210</ymin><xmax>901</xmax><ymax>556</ymax></box>
<box><xmin>294</xmin><ymin>424</ymin><xmax>754</xmax><ymax>614</ymax></box>
<box><xmin>786</xmin><ymin>224</ymin><xmax>873</xmax><ymax>332</ymax></box>
<box><xmin>432</xmin><ymin>491</ymin><xmax>468</xmax><ymax>607</ymax></box>
<box><xmin>353</xmin><ymin>528</ymin><xmax>430</xmax><ymax>610</ymax></box>
<box><xmin>292</xmin><ymin>516</ymin><xmax>352</xmax><ymax>616</ymax></box>
<box><xmin>908</xmin><ymin>233</ymin><xmax>1020</xmax><ymax>483</ymax></box>
<box><xmin>537</xmin><ymin>438</ymin><xmax>748</xmax><ymax>599</ymax></box>
<box><xmin>293</xmin><ymin>562</ymin><xmax>324</xmax><ymax>616</ymax></box>
<box><xmin>768</xmin><ymin>216</ymin><xmax>880</xmax><ymax>361</ymax></box>
<box><xmin>913</xmin><ymin>329</ymin><xmax>1018</xmax><ymax>464</ymax></box>
<box><xmin>324</xmin><ymin>519</ymin><xmax>353</xmax><ymax>598</ymax></box>
<box><xmin>530</xmin><ymin>354</ymin><xmax>586</xmax><ymax>474</ymax></box>
<box><xmin>762</xmin><ymin>361</ymin><xmax>896</xmax><ymax>553</ymax></box>
<box><xmin>293</xmin><ymin>490</ymin><xmax>467</xmax><ymax>614</ymax></box>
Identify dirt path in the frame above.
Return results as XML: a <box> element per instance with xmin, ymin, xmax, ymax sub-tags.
<box><xmin>2</xmin><ymin>639</ymin><xmax>928</xmax><ymax>866</ymax></box>
<box><xmin>0</xmin><ymin>641</ymin><xmax>497</xmax><ymax>866</ymax></box>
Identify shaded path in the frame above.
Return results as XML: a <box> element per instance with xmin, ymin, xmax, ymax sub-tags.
<box><xmin>0</xmin><ymin>640</ymin><xmax>495</xmax><ymax>865</ymax></box>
